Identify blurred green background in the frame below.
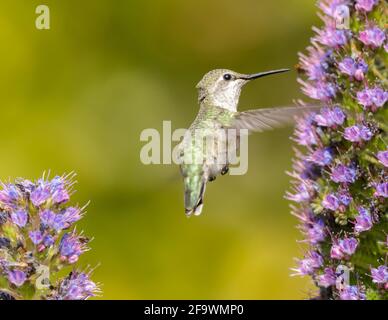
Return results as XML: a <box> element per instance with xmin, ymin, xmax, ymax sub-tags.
<box><xmin>1</xmin><ymin>1</ymin><xmax>320</xmax><ymax>299</ymax></box>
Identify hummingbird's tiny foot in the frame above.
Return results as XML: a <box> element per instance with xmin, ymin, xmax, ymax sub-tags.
<box><xmin>208</xmin><ymin>176</ymin><xmax>216</xmax><ymax>182</ymax></box>
<box><xmin>221</xmin><ymin>166</ymin><xmax>229</xmax><ymax>175</ymax></box>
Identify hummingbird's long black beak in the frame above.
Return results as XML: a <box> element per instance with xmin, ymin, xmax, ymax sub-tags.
<box><xmin>241</xmin><ymin>68</ymin><xmax>290</xmax><ymax>80</ymax></box>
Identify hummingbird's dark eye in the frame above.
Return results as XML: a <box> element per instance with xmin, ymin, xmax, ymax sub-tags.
<box><xmin>223</xmin><ymin>73</ymin><xmax>232</xmax><ymax>81</ymax></box>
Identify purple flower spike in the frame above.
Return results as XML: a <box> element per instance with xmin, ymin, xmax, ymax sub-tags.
<box><xmin>317</xmin><ymin>268</ymin><xmax>337</xmax><ymax>288</ymax></box>
<box><xmin>331</xmin><ymin>164</ymin><xmax>356</xmax><ymax>183</ymax></box>
<box><xmin>290</xmin><ymin>0</ymin><xmax>387</xmax><ymax>300</ymax></box>
<box><xmin>322</xmin><ymin>194</ymin><xmax>340</xmax><ymax>211</ymax></box>
<box><xmin>374</xmin><ymin>182</ymin><xmax>388</xmax><ymax>198</ymax></box>
<box><xmin>10</xmin><ymin>210</ymin><xmax>28</xmax><ymax>227</ymax></box>
<box><xmin>355</xmin><ymin>0</ymin><xmax>378</xmax><ymax>12</ymax></box>
<box><xmin>29</xmin><ymin>230</ymin><xmax>43</xmax><ymax>245</ymax></box>
<box><xmin>371</xmin><ymin>265</ymin><xmax>388</xmax><ymax>284</ymax></box>
<box><xmin>359</xmin><ymin>26</ymin><xmax>386</xmax><ymax>48</ymax></box>
<box><xmin>354</xmin><ymin>207</ymin><xmax>373</xmax><ymax>233</ymax></box>
<box><xmin>8</xmin><ymin>270</ymin><xmax>27</xmax><ymax>287</ymax></box>
<box><xmin>377</xmin><ymin>150</ymin><xmax>388</xmax><ymax>167</ymax></box>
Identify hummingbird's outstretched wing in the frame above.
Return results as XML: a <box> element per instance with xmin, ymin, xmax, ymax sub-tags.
<box><xmin>232</xmin><ymin>105</ymin><xmax>320</xmax><ymax>133</ymax></box>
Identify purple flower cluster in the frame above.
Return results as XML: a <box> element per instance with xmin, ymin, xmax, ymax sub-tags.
<box><xmin>289</xmin><ymin>0</ymin><xmax>387</xmax><ymax>300</ymax></box>
<box><xmin>0</xmin><ymin>173</ymin><xmax>99</xmax><ymax>300</ymax></box>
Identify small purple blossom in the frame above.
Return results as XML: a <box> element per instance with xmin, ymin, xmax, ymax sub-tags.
<box><xmin>40</xmin><ymin>209</ymin><xmax>55</xmax><ymax>226</ymax></box>
<box><xmin>338</xmin><ymin>57</ymin><xmax>368</xmax><ymax>81</ymax></box>
<box><xmin>62</xmin><ymin>207</ymin><xmax>82</xmax><ymax>224</ymax></box>
<box><xmin>319</xmin><ymin>0</ymin><xmax>349</xmax><ymax>17</ymax></box>
<box><xmin>359</xmin><ymin>26</ymin><xmax>386</xmax><ymax>48</ymax></box>
<box><xmin>299</xmin><ymin>80</ymin><xmax>336</xmax><ymax>101</ymax></box>
<box><xmin>30</xmin><ymin>184</ymin><xmax>51</xmax><ymax>207</ymax></box>
<box><xmin>59</xmin><ymin>232</ymin><xmax>88</xmax><ymax>264</ymax></box>
<box><xmin>371</xmin><ymin>87</ymin><xmax>388</xmax><ymax>107</ymax></box>
<box><xmin>377</xmin><ymin>150</ymin><xmax>388</xmax><ymax>167</ymax></box>
<box><xmin>293</xmin><ymin>115</ymin><xmax>318</xmax><ymax>146</ymax></box>
<box><xmin>43</xmin><ymin>235</ymin><xmax>55</xmax><ymax>247</ymax></box>
<box><xmin>322</xmin><ymin>193</ymin><xmax>340</xmax><ymax>211</ymax></box>
<box><xmin>343</xmin><ymin>124</ymin><xmax>373</xmax><ymax>142</ymax></box>
<box><xmin>51</xmin><ymin>214</ymin><xmax>67</xmax><ymax>231</ymax></box>
<box><xmin>355</xmin><ymin>0</ymin><xmax>378</xmax><ymax>12</ymax></box>
<box><xmin>8</xmin><ymin>270</ymin><xmax>27</xmax><ymax>287</ymax></box>
<box><xmin>337</xmin><ymin>189</ymin><xmax>352</xmax><ymax>206</ymax></box>
<box><xmin>307</xmin><ymin>148</ymin><xmax>332</xmax><ymax>166</ymax></box>
<box><xmin>292</xmin><ymin>251</ymin><xmax>323</xmax><ymax>276</ymax></box>
<box><xmin>315</xmin><ymin>106</ymin><xmax>345</xmax><ymax>127</ymax></box>
<box><xmin>299</xmin><ymin>46</ymin><xmax>331</xmax><ymax>80</ymax></box>
<box><xmin>314</xmin><ymin>26</ymin><xmax>349</xmax><ymax>48</ymax></box>
<box><xmin>306</xmin><ymin>219</ymin><xmax>326</xmax><ymax>244</ymax></box>
<box><xmin>330</xmin><ymin>243</ymin><xmax>344</xmax><ymax>259</ymax></box>
<box><xmin>331</xmin><ymin>237</ymin><xmax>358</xmax><ymax>259</ymax></box>
<box><xmin>29</xmin><ymin>230</ymin><xmax>43</xmax><ymax>245</ymax></box>
<box><xmin>0</xmin><ymin>185</ymin><xmax>20</xmax><ymax>206</ymax></box>
<box><xmin>286</xmin><ymin>182</ymin><xmax>314</xmax><ymax>203</ymax></box>
<box><xmin>357</xmin><ymin>86</ymin><xmax>388</xmax><ymax>110</ymax></box>
<box><xmin>354</xmin><ymin>207</ymin><xmax>373</xmax><ymax>233</ymax></box>
<box><xmin>340</xmin><ymin>285</ymin><xmax>366</xmax><ymax>300</ymax></box>
<box><xmin>331</xmin><ymin>164</ymin><xmax>356</xmax><ymax>183</ymax></box>
<box><xmin>371</xmin><ymin>265</ymin><xmax>388</xmax><ymax>284</ymax></box>
<box><xmin>374</xmin><ymin>182</ymin><xmax>388</xmax><ymax>198</ymax></box>
<box><xmin>53</xmin><ymin>270</ymin><xmax>99</xmax><ymax>300</ymax></box>
<box><xmin>317</xmin><ymin>268</ymin><xmax>337</xmax><ymax>288</ymax></box>
<box><xmin>50</xmin><ymin>176</ymin><xmax>70</xmax><ymax>204</ymax></box>
<box><xmin>10</xmin><ymin>210</ymin><xmax>28</xmax><ymax>227</ymax></box>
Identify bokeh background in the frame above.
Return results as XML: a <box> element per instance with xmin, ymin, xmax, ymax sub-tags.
<box><xmin>1</xmin><ymin>1</ymin><xmax>321</xmax><ymax>299</ymax></box>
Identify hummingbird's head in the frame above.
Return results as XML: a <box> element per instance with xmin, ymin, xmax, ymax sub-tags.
<box><xmin>196</xmin><ymin>68</ymin><xmax>290</xmax><ymax>111</ymax></box>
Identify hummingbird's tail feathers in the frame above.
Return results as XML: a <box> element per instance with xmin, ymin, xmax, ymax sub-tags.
<box><xmin>232</xmin><ymin>104</ymin><xmax>321</xmax><ymax>133</ymax></box>
<box><xmin>184</xmin><ymin>177</ymin><xmax>206</xmax><ymax>217</ymax></box>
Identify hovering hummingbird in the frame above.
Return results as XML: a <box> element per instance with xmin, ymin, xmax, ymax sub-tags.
<box><xmin>178</xmin><ymin>68</ymin><xmax>316</xmax><ymax>217</ymax></box>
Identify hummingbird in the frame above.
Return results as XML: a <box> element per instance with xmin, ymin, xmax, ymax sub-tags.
<box><xmin>178</xmin><ymin>68</ymin><xmax>316</xmax><ymax>217</ymax></box>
